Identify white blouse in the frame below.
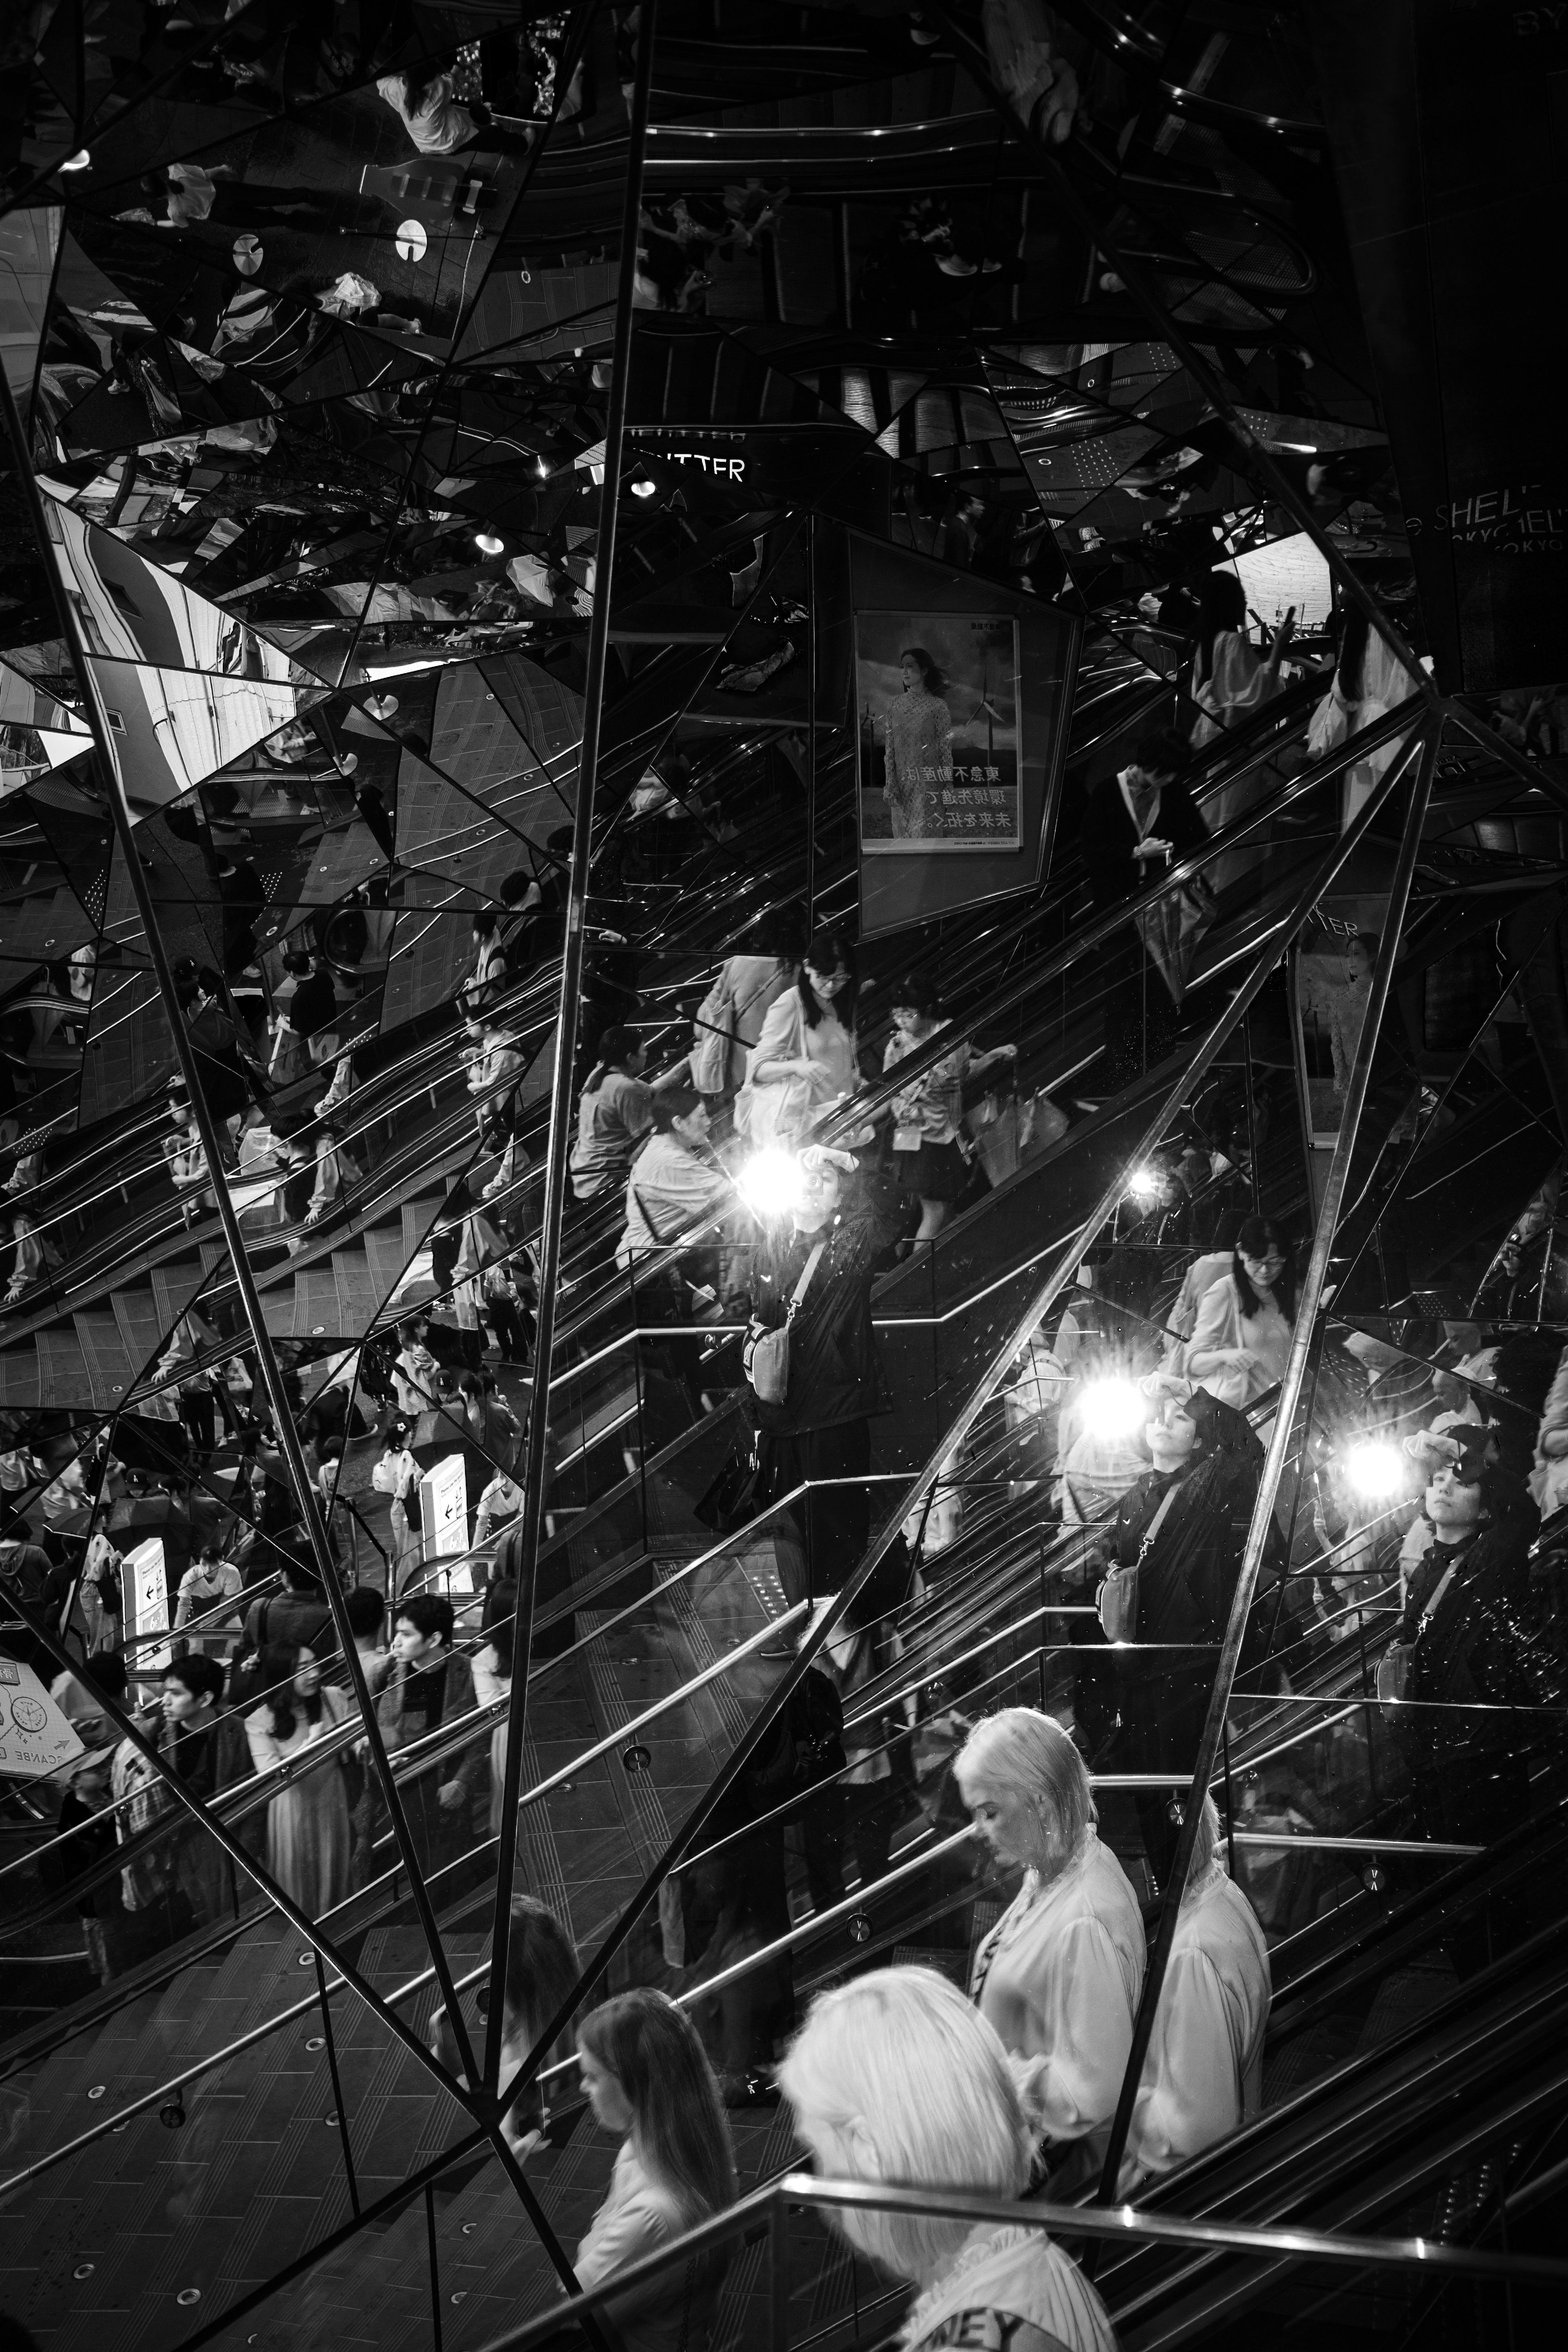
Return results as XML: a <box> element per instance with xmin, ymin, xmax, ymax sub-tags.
<box><xmin>576</xmin><ymin>2143</ymin><xmax>698</xmax><ymax>2352</ymax></box>
<box><xmin>1122</xmin><ymin>1862</ymin><xmax>1270</xmax><ymax>2189</ymax></box>
<box><xmin>970</xmin><ymin>1831</ymin><xmax>1145</xmax><ymax>2156</ymax></box>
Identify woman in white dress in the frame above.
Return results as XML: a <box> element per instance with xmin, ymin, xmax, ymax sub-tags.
<box><xmin>778</xmin><ymin>1965</ymin><xmax>1117</xmax><ymax>2352</ymax></box>
<box><xmin>243</xmin><ymin>1643</ymin><xmax>353</xmax><ymax>1915</ymax></box>
<box><xmin>573</xmin><ymin>1989</ymin><xmax>737</xmax><ymax>2352</ymax></box>
<box><xmin>955</xmin><ymin>1706</ymin><xmax>1145</xmax><ymax>2190</ymax></box>
<box><xmin>736</xmin><ymin>927</ymin><xmax>860</xmax><ymax>1147</ymax></box>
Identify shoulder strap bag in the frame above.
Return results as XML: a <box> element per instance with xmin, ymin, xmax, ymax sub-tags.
<box><xmin>1377</xmin><ymin>1558</ymin><xmax>1460</xmax><ymax>1713</ymax></box>
<box><xmin>1097</xmin><ymin>1479</ymin><xmax>1181</xmax><ymax>1643</ymax></box>
<box><xmin>743</xmin><ymin>1240</ymin><xmax>826</xmax><ymax>1405</ymax></box>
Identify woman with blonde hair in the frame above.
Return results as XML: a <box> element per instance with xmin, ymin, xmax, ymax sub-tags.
<box><xmin>955</xmin><ymin>1707</ymin><xmax>1144</xmax><ymax>2189</ymax></box>
<box><xmin>574</xmin><ymin>1988</ymin><xmax>737</xmax><ymax>2352</ymax></box>
<box><xmin>777</xmin><ymin>1966</ymin><xmax>1116</xmax><ymax>2352</ymax></box>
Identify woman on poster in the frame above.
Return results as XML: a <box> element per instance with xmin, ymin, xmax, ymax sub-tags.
<box><xmin>882</xmin><ymin>648</ymin><xmax>953</xmax><ymax>838</ymax></box>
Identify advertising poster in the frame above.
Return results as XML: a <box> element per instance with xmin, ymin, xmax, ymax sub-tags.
<box><xmin>856</xmin><ymin>612</ymin><xmax>1022</xmax><ymax>853</ymax></box>
<box><xmin>419</xmin><ymin>1453</ymin><xmax>471</xmax><ymax>1584</ymax></box>
<box><xmin>0</xmin><ymin>1656</ymin><xmax>85</xmax><ymax>1782</ymax></box>
<box><xmin>122</xmin><ymin>1535</ymin><xmax>171</xmax><ymax>1673</ymax></box>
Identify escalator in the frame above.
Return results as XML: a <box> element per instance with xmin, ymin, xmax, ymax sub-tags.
<box><xmin>3</xmin><ymin>672</ymin><xmax>1566</xmax><ymax>2352</ymax></box>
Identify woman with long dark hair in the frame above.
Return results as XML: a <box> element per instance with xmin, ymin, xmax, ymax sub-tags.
<box><xmin>736</xmin><ymin>927</ymin><xmax>860</xmax><ymax>1147</ymax></box>
<box><xmin>242</xmin><ymin>1642</ymin><xmax>352</xmax><ymax>1913</ymax></box>
<box><xmin>1189</xmin><ymin>571</ymin><xmax>1294</xmax><ymax>748</ymax></box>
<box><xmin>574</xmin><ymin>1988</ymin><xmax>737</xmax><ymax>2352</ymax></box>
<box><xmin>1307</xmin><ymin>590</ymin><xmax>1423</xmax><ymax>825</ymax></box>
<box><xmin>1185</xmin><ymin>1213</ymin><xmax>1296</xmax><ymax>1411</ymax></box>
<box><xmin>432</xmin><ymin>1894</ymin><xmax>580</xmax><ymax>2151</ymax></box>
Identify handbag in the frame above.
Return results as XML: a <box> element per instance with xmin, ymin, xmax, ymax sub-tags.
<box><xmin>742</xmin><ymin>1241</ymin><xmax>825</xmax><ymax>1405</ymax></box>
<box><xmin>1097</xmin><ymin>1481</ymin><xmax>1180</xmax><ymax>1642</ymax></box>
<box><xmin>1377</xmin><ymin>1560</ymin><xmax>1458</xmax><ymax>1717</ymax></box>
<box><xmin>694</xmin><ymin>1427</ymin><xmax>765</xmax><ymax>1533</ymax></box>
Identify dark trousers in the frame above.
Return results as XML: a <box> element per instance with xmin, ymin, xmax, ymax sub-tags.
<box><xmin>1122</xmin><ymin>1668</ymin><xmax>1207</xmax><ymax>1886</ymax></box>
<box><xmin>757</xmin><ymin>1418</ymin><xmax>872</xmax><ymax>1603</ymax></box>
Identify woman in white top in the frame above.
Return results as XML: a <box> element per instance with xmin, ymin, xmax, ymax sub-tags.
<box><xmin>778</xmin><ymin>1966</ymin><xmax>1117</xmax><ymax>2352</ymax></box>
<box><xmin>1185</xmin><ymin>1214</ymin><xmax>1296</xmax><ymax>1412</ymax></box>
<box><xmin>1121</xmin><ymin>1797</ymin><xmax>1270</xmax><ymax>2191</ymax></box>
<box><xmin>955</xmin><ymin>1706</ymin><xmax>1145</xmax><ymax>2189</ymax></box>
<box><xmin>1307</xmin><ymin>605</ymin><xmax>1425</xmax><ymax>828</ymax></box>
<box><xmin>736</xmin><ymin>926</ymin><xmax>860</xmax><ymax>1147</ymax></box>
<box><xmin>690</xmin><ymin>906</ymin><xmax>804</xmax><ymax>1097</ymax></box>
<box><xmin>882</xmin><ymin>972</ymin><xmax>1016</xmax><ymax>1243</ymax></box>
<box><xmin>574</xmin><ymin>1989</ymin><xmax>737</xmax><ymax>2352</ymax></box>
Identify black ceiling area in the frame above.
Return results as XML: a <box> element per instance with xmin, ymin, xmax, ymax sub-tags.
<box><xmin>1</xmin><ymin>8</ymin><xmax>1566</xmax><ymax>2352</ymax></box>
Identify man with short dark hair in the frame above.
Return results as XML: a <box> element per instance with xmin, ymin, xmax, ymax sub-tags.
<box><xmin>376</xmin><ymin>1593</ymin><xmax>486</xmax><ymax>1874</ymax></box>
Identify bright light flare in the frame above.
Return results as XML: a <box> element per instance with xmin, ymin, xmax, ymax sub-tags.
<box><xmin>1126</xmin><ymin>1164</ymin><xmax>1163</xmax><ymax>1205</ymax></box>
<box><xmin>737</xmin><ymin>1147</ymin><xmax>805</xmax><ymax>1219</ymax></box>
<box><xmin>474</xmin><ymin>529</ymin><xmax>506</xmax><ymax>555</ymax></box>
<box><xmin>1079</xmin><ymin>1376</ymin><xmax>1146</xmax><ymax>1442</ymax></box>
<box><xmin>1344</xmin><ymin>1439</ymin><xmax>1405</xmax><ymax>1500</ymax></box>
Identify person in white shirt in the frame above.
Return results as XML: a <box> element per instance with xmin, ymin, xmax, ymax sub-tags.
<box><xmin>1185</xmin><ymin>1214</ymin><xmax>1296</xmax><ymax>1412</ymax></box>
<box><xmin>173</xmin><ymin>1541</ymin><xmax>245</xmax><ymax>1657</ymax></box>
<box><xmin>956</xmin><ymin>1706</ymin><xmax>1145</xmax><ymax>2191</ymax></box>
<box><xmin>1121</xmin><ymin>1796</ymin><xmax>1270</xmax><ymax>2190</ymax></box>
<box><xmin>615</xmin><ymin>1088</ymin><xmax>732</xmax><ymax>1272</ymax></box>
<box><xmin>777</xmin><ymin>1966</ymin><xmax>1117</xmax><ymax>2352</ymax></box>
<box><xmin>375</xmin><ymin>65</ymin><xmax>481</xmax><ymax>156</ymax></box>
<box><xmin>573</xmin><ymin>1989</ymin><xmax>737</xmax><ymax>2352</ymax></box>
<box><xmin>569</xmin><ymin>1027</ymin><xmax>654</xmax><ymax>1202</ymax></box>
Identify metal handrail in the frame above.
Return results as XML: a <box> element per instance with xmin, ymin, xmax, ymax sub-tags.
<box><xmin>464</xmin><ymin>2174</ymin><xmax>1568</xmax><ymax>2352</ymax></box>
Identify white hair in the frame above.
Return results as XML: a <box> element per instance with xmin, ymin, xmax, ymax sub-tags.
<box><xmin>776</xmin><ymin>1967</ymin><xmax>1031</xmax><ymax>2282</ymax></box>
<box><xmin>953</xmin><ymin>1706</ymin><xmax>1095</xmax><ymax>1870</ymax></box>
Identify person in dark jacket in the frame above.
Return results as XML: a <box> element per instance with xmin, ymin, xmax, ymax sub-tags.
<box><xmin>1086</xmin><ymin>1377</ymin><xmax>1270</xmax><ymax>1883</ymax></box>
<box><xmin>1078</xmin><ymin>727</ymin><xmax>1209</xmax><ymax>1086</ymax></box>
<box><xmin>751</xmin><ymin>1147</ymin><xmax>903</xmax><ymax>1606</ymax></box>
<box><xmin>1390</xmin><ymin>1423</ymin><xmax>1555</xmax><ymax>1969</ymax></box>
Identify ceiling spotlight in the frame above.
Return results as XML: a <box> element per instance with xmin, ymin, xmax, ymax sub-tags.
<box><xmin>537</xmin><ymin>459</ymin><xmax>549</xmax><ymax>478</ymax></box>
<box><xmin>232</xmin><ymin>234</ymin><xmax>263</xmax><ymax>277</ymax></box>
<box><xmin>1344</xmin><ymin>1439</ymin><xmax>1406</xmax><ymax>1501</ymax></box>
<box><xmin>736</xmin><ymin>1147</ymin><xmax>805</xmax><ymax>1219</ymax></box>
<box><xmin>1078</xmin><ymin>1376</ymin><xmax>1146</xmax><ymax>1443</ymax></box>
<box><xmin>395</xmin><ymin>218</ymin><xmax>428</xmax><ymax>263</ymax></box>
<box><xmin>474</xmin><ymin>529</ymin><xmax>506</xmax><ymax>555</ymax></box>
<box><xmin>630</xmin><ymin>474</ymin><xmax>657</xmax><ymax>499</ymax></box>
<box><xmin>60</xmin><ymin>148</ymin><xmax>91</xmax><ymax>173</ymax></box>
<box><xmin>1126</xmin><ymin>1164</ymin><xmax>1163</xmax><ymax>1206</ymax></box>
<box><xmin>365</xmin><ymin>693</ymin><xmax>399</xmax><ymax>721</ymax></box>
